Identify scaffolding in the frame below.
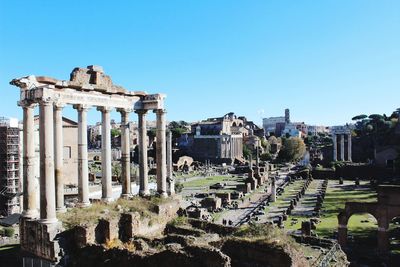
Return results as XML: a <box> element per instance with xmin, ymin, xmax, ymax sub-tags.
<box><xmin>0</xmin><ymin>117</ymin><xmax>21</xmax><ymax>216</ymax></box>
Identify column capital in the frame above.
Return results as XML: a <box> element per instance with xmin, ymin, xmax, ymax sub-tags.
<box><xmin>97</xmin><ymin>106</ymin><xmax>113</xmax><ymax>113</ymax></box>
<box><xmin>18</xmin><ymin>100</ymin><xmax>37</xmax><ymax>108</ymax></box>
<box><xmin>38</xmin><ymin>96</ymin><xmax>55</xmax><ymax>106</ymax></box>
<box><xmin>154</xmin><ymin>109</ymin><xmax>167</xmax><ymax>115</ymax></box>
<box><xmin>135</xmin><ymin>109</ymin><xmax>148</xmax><ymax>115</ymax></box>
<box><xmin>73</xmin><ymin>104</ymin><xmax>91</xmax><ymax>111</ymax></box>
<box><xmin>117</xmin><ymin>107</ymin><xmax>133</xmax><ymax>114</ymax></box>
<box><xmin>54</xmin><ymin>102</ymin><xmax>66</xmax><ymax>110</ymax></box>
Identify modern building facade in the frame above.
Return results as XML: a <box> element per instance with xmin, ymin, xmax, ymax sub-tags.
<box><xmin>0</xmin><ymin>117</ymin><xmax>21</xmax><ymax>216</ymax></box>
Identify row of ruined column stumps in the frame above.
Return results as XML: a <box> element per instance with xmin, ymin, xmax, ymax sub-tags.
<box><xmin>19</xmin><ymin>99</ymin><xmax>174</xmax><ymax>225</ymax></box>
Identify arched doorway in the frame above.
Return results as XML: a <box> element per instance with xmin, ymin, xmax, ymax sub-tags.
<box><xmin>339</xmin><ymin>212</ymin><xmax>379</xmax><ymax>265</ymax></box>
<box><xmin>347</xmin><ymin>213</ymin><xmax>378</xmax><ymax>249</ymax></box>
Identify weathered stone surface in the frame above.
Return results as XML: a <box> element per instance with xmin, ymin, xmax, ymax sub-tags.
<box><xmin>221</xmin><ymin>238</ymin><xmax>308</xmax><ymax>267</ymax></box>
<box><xmin>19</xmin><ymin>217</ymin><xmax>62</xmax><ymax>262</ymax></box>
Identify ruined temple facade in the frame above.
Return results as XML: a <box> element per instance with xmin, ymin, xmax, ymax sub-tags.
<box><xmin>10</xmin><ymin>65</ymin><xmax>174</xmax><ymax>261</ymax></box>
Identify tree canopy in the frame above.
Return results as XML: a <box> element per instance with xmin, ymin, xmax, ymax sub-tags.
<box><xmin>278</xmin><ymin>137</ymin><xmax>306</xmax><ymax>162</ymax></box>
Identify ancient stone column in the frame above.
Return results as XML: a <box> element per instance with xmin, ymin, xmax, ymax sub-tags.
<box><xmin>39</xmin><ymin>99</ymin><xmax>57</xmax><ymax>224</ymax></box>
<box><xmin>166</xmin><ymin>130</ymin><xmax>175</xmax><ymax>196</ymax></box>
<box><xmin>347</xmin><ymin>134</ymin><xmax>352</xmax><ymax>162</ymax></box>
<box><xmin>98</xmin><ymin>106</ymin><xmax>113</xmax><ymax>202</ymax></box>
<box><xmin>155</xmin><ymin>109</ymin><xmax>168</xmax><ymax>198</ymax></box>
<box><xmin>136</xmin><ymin>110</ymin><xmax>149</xmax><ymax>196</ymax></box>
<box><xmin>340</xmin><ymin>134</ymin><xmax>345</xmax><ymax>161</ymax></box>
<box><xmin>74</xmin><ymin>104</ymin><xmax>91</xmax><ymax>207</ymax></box>
<box><xmin>54</xmin><ymin>103</ymin><xmax>66</xmax><ymax>212</ymax></box>
<box><xmin>118</xmin><ymin>108</ymin><xmax>132</xmax><ymax>198</ymax></box>
<box><xmin>332</xmin><ymin>134</ymin><xmax>337</xmax><ymax>161</ymax></box>
<box><xmin>271</xmin><ymin>176</ymin><xmax>276</xmax><ymax>202</ymax></box>
<box><xmin>21</xmin><ymin>102</ymin><xmax>38</xmax><ymax>218</ymax></box>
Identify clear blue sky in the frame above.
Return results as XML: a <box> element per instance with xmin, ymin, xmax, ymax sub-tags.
<box><xmin>1</xmin><ymin>1</ymin><xmax>399</xmax><ymax>126</ymax></box>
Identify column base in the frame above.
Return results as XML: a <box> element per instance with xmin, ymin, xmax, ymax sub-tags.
<box><xmin>120</xmin><ymin>194</ymin><xmax>133</xmax><ymax>199</ymax></box>
<box><xmin>158</xmin><ymin>192</ymin><xmax>168</xmax><ymax>198</ymax></box>
<box><xmin>22</xmin><ymin>209</ymin><xmax>39</xmax><ymax>219</ymax></box>
<box><xmin>101</xmin><ymin>197</ymin><xmax>114</xmax><ymax>203</ymax></box>
<box><xmin>39</xmin><ymin>218</ymin><xmax>59</xmax><ymax>225</ymax></box>
<box><xmin>139</xmin><ymin>190</ymin><xmax>150</xmax><ymax>197</ymax></box>
<box><xmin>56</xmin><ymin>206</ymin><xmax>67</xmax><ymax>213</ymax></box>
<box><xmin>76</xmin><ymin>202</ymin><xmax>91</xmax><ymax>208</ymax></box>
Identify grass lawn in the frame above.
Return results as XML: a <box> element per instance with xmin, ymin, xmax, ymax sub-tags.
<box><xmin>182</xmin><ymin>175</ymin><xmax>238</xmax><ymax>188</ymax></box>
<box><xmin>283</xmin><ymin>180</ymin><xmax>377</xmax><ymax>239</ymax></box>
<box><xmin>264</xmin><ymin>180</ymin><xmax>306</xmax><ymax>214</ymax></box>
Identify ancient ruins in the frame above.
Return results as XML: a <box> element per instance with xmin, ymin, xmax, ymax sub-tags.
<box><xmin>10</xmin><ymin>65</ymin><xmax>174</xmax><ymax>261</ymax></box>
<box><xmin>338</xmin><ymin>185</ymin><xmax>400</xmax><ymax>253</ymax></box>
<box><xmin>331</xmin><ymin>126</ymin><xmax>352</xmax><ymax>162</ymax></box>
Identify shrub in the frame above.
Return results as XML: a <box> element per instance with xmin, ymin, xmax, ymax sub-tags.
<box><xmin>4</xmin><ymin>227</ymin><xmax>15</xmax><ymax>237</ymax></box>
<box><xmin>175</xmin><ymin>181</ymin><xmax>184</xmax><ymax>193</ymax></box>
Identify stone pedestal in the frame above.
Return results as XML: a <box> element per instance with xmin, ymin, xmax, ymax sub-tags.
<box><xmin>247</xmin><ymin>169</ymin><xmax>258</xmax><ymax>191</ymax></box>
<box><xmin>20</xmin><ymin>218</ymin><xmax>62</xmax><ymax>262</ymax></box>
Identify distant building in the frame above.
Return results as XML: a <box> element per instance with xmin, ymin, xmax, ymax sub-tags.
<box><xmin>190</xmin><ymin>113</ymin><xmax>244</xmax><ymax>163</ymax></box>
<box><xmin>308</xmin><ymin>125</ymin><xmax>329</xmax><ymax>136</ymax></box>
<box><xmin>34</xmin><ymin>116</ymin><xmax>79</xmax><ymax>186</ymax></box>
<box><xmin>263</xmin><ymin>108</ymin><xmax>290</xmax><ymax>136</ymax></box>
<box><xmin>0</xmin><ymin>117</ymin><xmax>21</xmax><ymax>216</ymax></box>
<box><xmin>281</xmin><ymin>124</ymin><xmax>301</xmax><ymax>138</ymax></box>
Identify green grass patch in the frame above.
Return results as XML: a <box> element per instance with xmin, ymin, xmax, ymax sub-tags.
<box><xmin>182</xmin><ymin>175</ymin><xmax>235</xmax><ymax>188</ymax></box>
<box><xmin>282</xmin><ymin>180</ymin><xmax>377</xmax><ymax>239</ymax></box>
<box><xmin>58</xmin><ymin>196</ymin><xmax>169</xmax><ymax>230</ymax></box>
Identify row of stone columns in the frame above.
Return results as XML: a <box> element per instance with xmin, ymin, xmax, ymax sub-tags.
<box><xmin>137</xmin><ymin>109</ymin><xmax>170</xmax><ymax>197</ymax></box>
<box><xmin>21</xmin><ymin>98</ymin><xmax>171</xmax><ymax>224</ymax></box>
<box><xmin>332</xmin><ymin>134</ymin><xmax>352</xmax><ymax>161</ymax></box>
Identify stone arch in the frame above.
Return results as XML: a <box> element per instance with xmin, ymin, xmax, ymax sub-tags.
<box><xmin>232</xmin><ymin>122</ymin><xmax>237</xmax><ymax>127</ymax></box>
<box><xmin>337</xmin><ymin>202</ymin><xmax>389</xmax><ymax>252</ymax></box>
